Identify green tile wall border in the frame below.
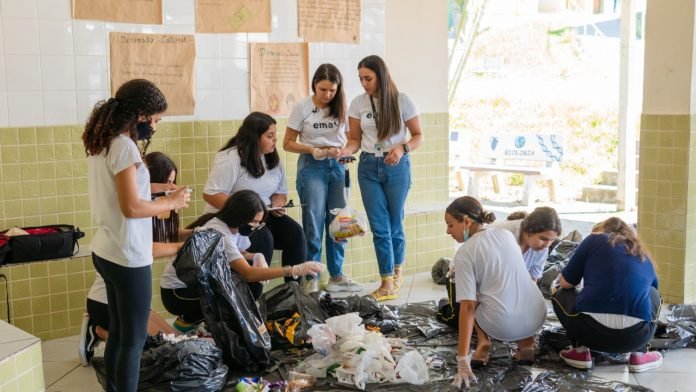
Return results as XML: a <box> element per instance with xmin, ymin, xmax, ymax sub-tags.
<box><xmin>638</xmin><ymin>113</ymin><xmax>696</xmax><ymax>304</ymax></box>
<box><xmin>0</xmin><ymin>112</ymin><xmax>451</xmax><ymax>338</ymax></box>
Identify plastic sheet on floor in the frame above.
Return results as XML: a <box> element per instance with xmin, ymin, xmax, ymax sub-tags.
<box><xmin>258</xmin><ymin>301</ymin><xmax>652</xmax><ymax>392</ymax></box>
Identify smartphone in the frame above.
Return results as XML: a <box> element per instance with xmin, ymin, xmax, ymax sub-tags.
<box><xmin>338</xmin><ymin>156</ymin><xmax>356</xmax><ymax>163</ymax></box>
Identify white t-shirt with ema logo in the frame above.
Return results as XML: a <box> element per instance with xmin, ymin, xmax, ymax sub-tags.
<box><xmin>287</xmin><ymin>97</ymin><xmax>346</xmax><ymax>148</ymax></box>
<box><xmin>347</xmin><ymin>92</ymin><xmax>418</xmax><ymax>154</ymax></box>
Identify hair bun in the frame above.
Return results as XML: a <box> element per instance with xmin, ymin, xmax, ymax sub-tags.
<box><xmin>481</xmin><ymin>211</ymin><xmax>496</xmax><ymax>224</ymax></box>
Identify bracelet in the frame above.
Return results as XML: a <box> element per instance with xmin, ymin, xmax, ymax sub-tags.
<box><xmin>283</xmin><ymin>265</ymin><xmax>292</xmax><ymax>277</ymax></box>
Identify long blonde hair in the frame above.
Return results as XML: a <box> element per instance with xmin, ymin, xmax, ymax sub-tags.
<box><xmin>592</xmin><ymin>217</ymin><xmax>656</xmax><ymax>269</ymax></box>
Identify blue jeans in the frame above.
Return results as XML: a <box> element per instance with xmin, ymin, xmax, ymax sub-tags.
<box><xmin>296</xmin><ymin>154</ymin><xmax>346</xmax><ymax>277</ymax></box>
<box><xmin>357</xmin><ymin>152</ymin><xmax>411</xmax><ymax>277</ymax></box>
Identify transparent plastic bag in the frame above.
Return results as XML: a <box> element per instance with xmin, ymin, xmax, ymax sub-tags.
<box><xmin>328</xmin><ymin>206</ymin><xmax>367</xmax><ymax>241</ymax></box>
<box><xmin>306</xmin><ymin>324</ymin><xmax>336</xmax><ymax>356</ymax></box>
<box><xmin>394</xmin><ymin>350</ymin><xmax>429</xmax><ymax>385</ymax></box>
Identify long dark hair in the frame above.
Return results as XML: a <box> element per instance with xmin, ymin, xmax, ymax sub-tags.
<box><xmin>358</xmin><ymin>55</ymin><xmax>401</xmax><ymax>141</ymax></box>
<box><xmin>144</xmin><ymin>152</ymin><xmax>180</xmax><ymax>243</ymax></box>
<box><xmin>312</xmin><ymin>63</ymin><xmax>345</xmax><ymax>123</ymax></box>
<box><xmin>186</xmin><ymin>190</ymin><xmax>267</xmax><ymax>229</ymax></box>
<box><xmin>446</xmin><ymin>196</ymin><xmax>496</xmax><ymax>224</ymax></box>
<box><xmin>219</xmin><ymin>112</ymin><xmax>278</xmax><ymax>178</ymax></box>
<box><xmin>82</xmin><ymin>79</ymin><xmax>167</xmax><ymax>156</ymax></box>
<box><xmin>144</xmin><ymin>151</ymin><xmax>178</xmax><ymax>184</ymax></box>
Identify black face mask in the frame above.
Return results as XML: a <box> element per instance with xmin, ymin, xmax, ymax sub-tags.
<box><xmin>137</xmin><ymin>122</ymin><xmax>154</xmax><ymax>140</ymax></box>
<box><xmin>238</xmin><ymin>224</ymin><xmax>254</xmax><ymax>236</ymax></box>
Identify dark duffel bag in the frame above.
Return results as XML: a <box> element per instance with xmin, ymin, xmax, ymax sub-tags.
<box><xmin>0</xmin><ymin>225</ymin><xmax>84</xmax><ymax>264</ymax></box>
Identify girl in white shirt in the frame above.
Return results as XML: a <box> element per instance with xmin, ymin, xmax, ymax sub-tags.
<box><xmin>340</xmin><ymin>55</ymin><xmax>424</xmax><ymax>301</ymax></box>
<box><xmin>83</xmin><ymin>79</ymin><xmax>190</xmax><ymax>392</ymax></box>
<box><xmin>283</xmin><ymin>64</ymin><xmax>362</xmax><ymax>293</ymax></box>
<box><xmin>445</xmin><ymin>196</ymin><xmax>546</xmax><ymax>389</ymax></box>
<box><xmin>203</xmin><ymin>112</ymin><xmax>309</xmax><ymax>289</ymax></box>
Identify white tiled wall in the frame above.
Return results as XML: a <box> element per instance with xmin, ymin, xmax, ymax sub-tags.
<box><xmin>0</xmin><ymin>0</ymin><xmax>386</xmax><ymax>127</ymax></box>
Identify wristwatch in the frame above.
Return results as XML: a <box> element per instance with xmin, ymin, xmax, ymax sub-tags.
<box><xmin>402</xmin><ymin>143</ymin><xmax>410</xmax><ymax>154</ymax></box>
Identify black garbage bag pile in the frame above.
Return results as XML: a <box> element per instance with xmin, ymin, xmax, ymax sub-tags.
<box><xmin>537</xmin><ymin>239</ymin><xmax>580</xmax><ymax>298</ymax></box>
<box><xmin>93</xmin><ymin>338</ymin><xmax>228</xmax><ymax>392</ymax></box>
<box><xmin>258</xmin><ymin>282</ymin><xmax>328</xmax><ymax>348</ymax></box>
<box><xmin>317</xmin><ymin>291</ymin><xmax>400</xmax><ymax>333</ymax></box>
<box><xmin>649</xmin><ymin>304</ymin><xmax>696</xmax><ymax>349</ymax></box>
<box><xmin>176</xmin><ymin>229</ymin><xmax>273</xmax><ymax>373</ymax></box>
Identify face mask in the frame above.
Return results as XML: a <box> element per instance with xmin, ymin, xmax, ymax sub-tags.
<box><xmin>238</xmin><ymin>224</ymin><xmax>253</xmax><ymax>236</ymax></box>
<box><xmin>137</xmin><ymin>121</ymin><xmax>154</xmax><ymax>140</ymax></box>
<box><xmin>463</xmin><ymin>228</ymin><xmax>470</xmax><ymax>242</ymax></box>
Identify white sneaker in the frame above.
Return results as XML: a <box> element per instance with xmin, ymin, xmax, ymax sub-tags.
<box><xmin>299</xmin><ymin>278</ymin><xmax>319</xmax><ymax>295</ymax></box>
<box><xmin>78</xmin><ymin>313</ymin><xmax>98</xmax><ymax>367</ymax></box>
<box><xmin>326</xmin><ymin>276</ymin><xmax>363</xmax><ymax>292</ymax></box>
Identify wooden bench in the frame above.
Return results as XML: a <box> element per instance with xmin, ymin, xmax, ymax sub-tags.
<box><xmin>453</xmin><ymin>134</ymin><xmax>564</xmax><ymax>205</ymax></box>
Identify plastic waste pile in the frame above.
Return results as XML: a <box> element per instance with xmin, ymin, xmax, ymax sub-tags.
<box><xmin>292</xmin><ymin>313</ymin><xmax>429</xmax><ymax>390</ymax></box>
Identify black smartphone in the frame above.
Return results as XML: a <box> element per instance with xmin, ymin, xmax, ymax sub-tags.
<box><xmin>338</xmin><ymin>156</ymin><xmax>356</xmax><ymax>163</ymax></box>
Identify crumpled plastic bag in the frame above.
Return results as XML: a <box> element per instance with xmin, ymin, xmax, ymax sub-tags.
<box><xmin>431</xmin><ymin>257</ymin><xmax>452</xmax><ymax>285</ymax></box>
<box><xmin>307</xmin><ymin>324</ymin><xmax>337</xmax><ymax>356</ymax></box>
<box><xmin>329</xmin><ymin>206</ymin><xmax>367</xmax><ymax>241</ymax></box>
<box><xmin>393</xmin><ymin>350</ymin><xmax>429</xmax><ymax>385</ymax></box>
<box><xmin>326</xmin><ymin>313</ymin><xmax>365</xmax><ymax>339</ymax></box>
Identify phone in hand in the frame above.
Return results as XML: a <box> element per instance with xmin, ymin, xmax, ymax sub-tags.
<box><xmin>338</xmin><ymin>156</ymin><xmax>356</xmax><ymax>164</ymax></box>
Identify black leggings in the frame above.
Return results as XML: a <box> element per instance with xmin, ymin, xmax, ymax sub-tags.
<box><xmin>86</xmin><ymin>298</ymin><xmax>109</xmax><ymax>332</ymax></box>
<box><xmin>552</xmin><ymin>286</ymin><xmax>661</xmax><ymax>353</ymax></box>
<box><xmin>92</xmin><ymin>253</ymin><xmax>151</xmax><ymax>392</ymax></box>
<box><xmin>161</xmin><ymin>286</ymin><xmax>205</xmax><ymax>324</ymax></box>
<box><xmin>247</xmin><ymin>214</ymin><xmax>307</xmax><ymax>282</ymax></box>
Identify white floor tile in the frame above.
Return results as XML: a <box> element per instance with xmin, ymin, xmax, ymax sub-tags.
<box><xmin>633</xmin><ymin>371</ymin><xmax>696</xmax><ymax>392</ymax></box>
<box><xmin>591</xmin><ymin>370</ymin><xmax>638</xmax><ymax>385</ymax></box>
<box><xmin>52</xmin><ymin>365</ymin><xmax>98</xmax><ymax>387</ymax></box>
<box><xmin>47</xmin><ymin>386</ymin><xmax>100</xmax><ymax>392</ymax></box>
<box><xmin>43</xmin><ymin>361</ymin><xmax>79</xmax><ymax>386</ymax></box>
<box><xmin>41</xmin><ymin>340</ymin><xmax>79</xmax><ymax>363</ymax></box>
<box><xmin>651</xmin><ymin>349</ymin><xmax>696</xmax><ymax>373</ymax></box>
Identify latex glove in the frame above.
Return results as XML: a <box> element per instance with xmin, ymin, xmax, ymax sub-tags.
<box><xmin>451</xmin><ymin>354</ymin><xmax>476</xmax><ymax>389</ymax></box>
<box><xmin>291</xmin><ymin>261</ymin><xmax>324</xmax><ymax>279</ymax></box>
<box><xmin>326</xmin><ymin>147</ymin><xmax>341</xmax><ymax>159</ymax></box>
<box><xmin>252</xmin><ymin>253</ymin><xmax>268</xmax><ymax>269</ymax></box>
<box><xmin>312</xmin><ymin>148</ymin><xmax>328</xmax><ymax>160</ymax></box>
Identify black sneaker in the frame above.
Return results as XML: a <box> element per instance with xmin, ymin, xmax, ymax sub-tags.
<box><xmin>78</xmin><ymin>313</ymin><xmax>98</xmax><ymax>366</ymax></box>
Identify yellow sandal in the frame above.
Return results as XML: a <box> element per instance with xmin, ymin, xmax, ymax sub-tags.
<box><xmin>393</xmin><ymin>269</ymin><xmax>404</xmax><ymax>292</ymax></box>
<box><xmin>371</xmin><ymin>287</ymin><xmax>398</xmax><ymax>301</ymax></box>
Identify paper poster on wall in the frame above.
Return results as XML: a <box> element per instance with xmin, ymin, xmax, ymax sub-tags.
<box><xmin>298</xmin><ymin>0</ymin><xmax>361</xmax><ymax>43</ymax></box>
<box><xmin>195</xmin><ymin>0</ymin><xmax>271</xmax><ymax>33</ymax></box>
<box><xmin>73</xmin><ymin>0</ymin><xmax>163</xmax><ymax>24</ymax></box>
<box><xmin>249</xmin><ymin>43</ymin><xmax>309</xmax><ymax>116</ymax></box>
<box><xmin>109</xmin><ymin>33</ymin><xmax>196</xmax><ymax>115</ymax></box>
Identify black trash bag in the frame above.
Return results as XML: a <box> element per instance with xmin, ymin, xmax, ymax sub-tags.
<box><xmin>258</xmin><ymin>282</ymin><xmax>328</xmax><ymax>348</ymax></box>
<box><xmin>431</xmin><ymin>257</ymin><xmax>452</xmax><ymax>285</ymax></box>
<box><xmin>316</xmin><ymin>292</ymin><xmax>399</xmax><ymax>333</ymax></box>
<box><xmin>93</xmin><ymin>339</ymin><xmax>228</xmax><ymax>392</ymax></box>
<box><xmin>437</xmin><ymin>279</ymin><xmax>458</xmax><ymax>328</ymax></box>
<box><xmin>664</xmin><ymin>303</ymin><xmax>696</xmax><ymax>322</ymax></box>
<box><xmin>194</xmin><ymin>229</ymin><xmax>273</xmax><ymax>372</ymax></box>
<box><xmin>650</xmin><ymin>320</ymin><xmax>696</xmax><ymax>349</ymax></box>
<box><xmin>173</xmin><ymin>228</ymin><xmax>222</xmax><ymax>287</ymax></box>
<box><xmin>538</xmin><ymin>324</ymin><xmax>572</xmax><ymax>352</ymax></box>
<box><xmin>537</xmin><ymin>239</ymin><xmax>580</xmax><ymax>299</ymax></box>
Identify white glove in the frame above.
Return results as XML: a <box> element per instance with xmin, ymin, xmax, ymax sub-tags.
<box><xmin>451</xmin><ymin>354</ymin><xmax>476</xmax><ymax>389</ymax></box>
<box><xmin>312</xmin><ymin>148</ymin><xmax>328</xmax><ymax>160</ymax></box>
<box><xmin>291</xmin><ymin>261</ymin><xmax>324</xmax><ymax>279</ymax></box>
<box><xmin>252</xmin><ymin>253</ymin><xmax>268</xmax><ymax>269</ymax></box>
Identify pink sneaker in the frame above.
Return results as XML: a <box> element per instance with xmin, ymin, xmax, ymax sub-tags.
<box><xmin>559</xmin><ymin>346</ymin><xmax>593</xmax><ymax>369</ymax></box>
<box><xmin>628</xmin><ymin>351</ymin><xmax>663</xmax><ymax>373</ymax></box>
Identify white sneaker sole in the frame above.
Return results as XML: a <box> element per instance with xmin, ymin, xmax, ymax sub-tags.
<box><xmin>78</xmin><ymin>316</ymin><xmax>92</xmax><ymax>367</ymax></box>
<box><xmin>560</xmin><ymin>355</ymin><xmax>593</xmax><ymax>369</ymax></box>
<box><xmin>325</xmin><ymin>283</ymin><xmax>363</xmax><ymax>292</ymax></box>
<box><xmin>628</xmin><ymin>357</ymin><xmax>663</xmax><ymax>373</ymax></box>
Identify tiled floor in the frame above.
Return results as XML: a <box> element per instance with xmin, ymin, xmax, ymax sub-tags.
<box><xmin>42</xmin><ymin>272</ymin><xmax>696</xmax><ymax>391</ymax></box>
